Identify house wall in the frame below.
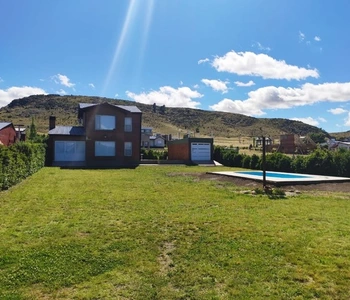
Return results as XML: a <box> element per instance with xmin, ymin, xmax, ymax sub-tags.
<box><xmin>82</xmin><ymin>103</ymin><xmax>142</xmax><ymax>167</ymax></box>
<box><xmin>168</xmin><ymin>140</ymin><xmax>190</xmax><ymax>161</ymax></box>
<box><xmin>0</xmin><ymin>125</ymin><xmax>16</xmax><ymax>146</ymax></box>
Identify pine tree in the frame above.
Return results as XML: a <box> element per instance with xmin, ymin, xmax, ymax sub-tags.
<box><xmin>29</xmin><ymin>117</ymin><xmax>37</xmax><ymax>140</ymax></box>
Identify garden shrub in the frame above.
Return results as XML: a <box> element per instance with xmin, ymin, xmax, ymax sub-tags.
<box><xmin>0</xmin><ymin>142</ymin><xmax>46</xmax><ymax>190</ymax></box>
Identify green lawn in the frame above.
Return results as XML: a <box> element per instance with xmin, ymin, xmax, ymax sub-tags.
<box><xmin>1</xmin><ymin>166</ymin><xmax>350</xmax><ymax>299</ymax></box>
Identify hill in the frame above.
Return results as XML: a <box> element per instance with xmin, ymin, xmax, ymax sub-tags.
<box><xmin>0</xmin><ymin>94</ymin><xmax>329</xmax><ymax>141</ymax></box>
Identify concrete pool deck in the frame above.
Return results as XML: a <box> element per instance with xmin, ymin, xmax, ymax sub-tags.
<box><xmin>208</xmin><ymin>170</ymin><xmax>350</xmax><ymax>186</ymax></box>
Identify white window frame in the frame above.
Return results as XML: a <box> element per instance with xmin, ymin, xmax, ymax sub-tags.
<box><xmin>124</xmin><ymin>142</ymin><xmax>132</xmax><ymax>156</ymax></box>
<box><xmin>95</xmin><ymin>115</ymin><xmax>115</xmax><ymax>130</ymax></box>
<box><xmin>124</xmin><ymin>117</ymin><xmax>132</xmax><ymax>132</ymax></box>
<box><xmin>95</xmin><ymin>141</ymin><xmax>115</xmax><ymax>156</ymax></box>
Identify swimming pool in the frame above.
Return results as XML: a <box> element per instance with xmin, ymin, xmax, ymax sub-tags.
<box><xmin>209</xmin><ymin>170</ymin><xmax>350</xmax><ymax>185</ymax></box>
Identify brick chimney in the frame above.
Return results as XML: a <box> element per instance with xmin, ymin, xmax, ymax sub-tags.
<box><xmin>49</xmin><ymin>116</ymin><xmax>56</xmax><ymax>130</ymax></box>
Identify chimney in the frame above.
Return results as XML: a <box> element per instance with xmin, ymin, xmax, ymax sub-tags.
<box><xmin>49</xmin><ymin>116</ymin><xmax>56</xmax><ymax>130</ymax></box>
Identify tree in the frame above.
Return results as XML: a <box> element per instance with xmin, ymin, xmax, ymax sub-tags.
<box><xmin>152</xmin><ymin>103</ymin><xmax>157</xmax><ymax>113</ymax></box>
<box><xmin>309</xmin><ymin>132</ymin><xmax>327</xmax><ymax>144</ymax></box>
<box><xmin>159</xmin><ymin>105</ymin><xmax>166</xmax><ymax>114</ymax></box>
<box><xmin>28</xmin><ymin>117</ymin><xmax>37</xmax><ymax>140</ymax></box>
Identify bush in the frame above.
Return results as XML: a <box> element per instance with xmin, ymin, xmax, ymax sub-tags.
<box><xmin>141</xmin><ymin>148</ymin><xmax>168</xmax><ymax>160</ymax></box>
<box><xmin>0</xmin><ymin>142</ymin><xmax>46</xmax><ymax>190</ymax></box>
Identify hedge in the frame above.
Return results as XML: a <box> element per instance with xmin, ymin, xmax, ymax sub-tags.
<box><xmin>213</xmin><ymin>146</ymin><xmax>350</xmax><ymax>177</ymax></box>
<box><xmin>0</xmin><ymin>142</ymin><xmax>46</xmax><ymax>190</ymax></box>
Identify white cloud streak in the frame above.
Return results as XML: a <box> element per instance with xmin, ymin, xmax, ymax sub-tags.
<box><xmin>328</xmin><ymin>108</ymin><xmax>347</xmax><ymax>115</ymax></box>
<box><xmin>89</xmin><ymin>83</ymin><xmax>95</xmax><ymax>88</ymax></box>
<box><xmin>0</xmin><ymin>77</ymin><xmax>3</xmax><ymax>83</ymax></box>
<box><xmin>211</xmin><ymin>51</ymin><xmax>319</xmax><ymax>80</ymax></box>
<box><xmin>318</xmin><ymin>117</ymin><xmax>327</xmax><ymax>123</ymax></box>
<box><xmin>0</xmin><ymin>86</ymin><xmax>47</xmax><ymax>107</ymax></box>
<box><xmin>234</xmin><ymin>80</ymin><xmax>255</xmax><ymax>87</ymax></box>
<box><xmin>314</xmin><ymin>36</ymin><xmax>321</xmax><ymax>42</ymax></box>
<box><xmin>345</xmin><ymin>113</ymin><xmax>350</xmax><ymax>126</ymax></box>
<box><xmin>56</xmin><ymin>89</ymin><xmax>67</xmax><ymax>95</ymax></box>
<box><xmin>198</xmin><ymin>58</ymin><xmax>209</xmax><ymax>64</ymax></box>
<box><xmin>210</xmin><ymin>82</ymin><xmax>350</xmax><ymax>116</ymax></box>
<box><xmin>252</xmin><ymin>41</ymin><xmax>271</xmax><ymax>52</ymax></box>
<box><xmin>299</xmin><ymin>31</ymin><xmax>305</xmax><ymax>42</ymax></box>
<box><xmin>291</xmin><ymin>117</ymin><xmax>319</xmax><ymax>127</ymax></box>
<box><xmin>52</xmin><ymin>74</ymin><xmax>75</xmax><ymax>88</ymax></box>
<box><xmin>201</xmin><ymin>79</ymin><xmax>229</xmax><ymax>93</ymax></box>
<box><xmin>126</xmin><ymin>86</ymin><xmax>203</xmax><ymax>108</ymax></box>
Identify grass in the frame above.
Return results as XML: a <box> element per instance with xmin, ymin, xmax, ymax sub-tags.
<box><xmin>1</xmin><ymin>166</ymin><xmax>350</xmax><ymax>299</ymax></box>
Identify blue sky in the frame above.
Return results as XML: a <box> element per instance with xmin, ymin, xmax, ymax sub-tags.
<box><xmin>1</xmin><ymin>0</ymin><xmax>350</xmax><ymax>133</ymax></box>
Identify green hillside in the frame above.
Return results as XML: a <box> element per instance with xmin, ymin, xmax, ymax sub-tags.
<box><xmin>0</xmin><ymin>94</ymin><xmax>329</xmax><ymax>140</ymax></box>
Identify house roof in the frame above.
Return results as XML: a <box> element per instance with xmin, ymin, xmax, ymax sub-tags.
<box><xmin>150</xmin><ymin>136</ymin><xmax>165</xmax><ymax>140</ymax></box>
<box><xmin>0</xmin><ymin>122</ymin><xmax>12</xmax><ymax>130</ymax></box>
<box><xmin>48</xmin><ymin>126</ymin><xmax>85</xmax><ymax>136</ymax></box>
<box><xmin>79</xmin><ymin>103</ymin><xmax>141</xmax><ymax>113</ymax></box>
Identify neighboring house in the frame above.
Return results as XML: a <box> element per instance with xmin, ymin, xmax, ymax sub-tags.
<box><xmin>149</xmin><ymin>135</ymin><xmax>165</xmax><ymax>148</ymax></box>
<box><xmin>254</xmin><ymin>137</ymin><xmax>272</xmax><ymax>147</ymax></box>
<box><xmin>0</xmin><ymin>122</ymin><xmax>17</xmax><ymax>146</ymax></box>
<box><xmin>267</xmin><ymin>134</ymin><xmax>317</xmax><ymax>154</ymax></box>
<box><xmin>48</xmin><ymin>102</ymin><xmax>142</xmax><ymax>167</ymax></box>
<box><xmin>168</xmin><ymin>138</ymin><xmax>214</xmax><ymax>162</ymax></box>
<box><xmin>329</xmin><ymin>140</ymin><xmax>350</xmax><ymax>151</ymax></box>
<box><xmin>141</xmin><ymin>127</ymin><xmax>153</xmax><ymax>148</ymax></box>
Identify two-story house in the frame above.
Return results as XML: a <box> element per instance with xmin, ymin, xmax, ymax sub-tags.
<box><xmin>48</xmin><ymin>102</ymin><xmax>142</xmax><ymax>167</ymax></box>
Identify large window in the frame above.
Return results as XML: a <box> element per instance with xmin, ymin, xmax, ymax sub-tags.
<box><xmin>95</xmin><ymin>141</ymin><xmax>115</xmax><ymax>156</ymax></box>
<box><xmin>124</xmin><ymin>117</ymin><xmax>132</xmax><ymax>132</ymax></box>
<box><xmin>124</xmin><ymin>142</ymin><xmax>132</xmax><ymax>156</ymax></box>
<box><xmin>95</xmin><ymin>115</ymin><xmax>115</xmax><ymax>130</ymax></box>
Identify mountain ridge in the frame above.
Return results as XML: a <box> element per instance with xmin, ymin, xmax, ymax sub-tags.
<box><xmin>0</xmin><ymin>94</ymin><xmax>332</xmax><ymax>140</ymax></box>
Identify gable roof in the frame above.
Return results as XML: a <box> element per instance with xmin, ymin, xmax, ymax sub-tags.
<box><xmin>79</xmin><ymin>102</ymin><xmax>141</xmax><ymax>113</ymax></box>
<box><xmin>0</xmin><ymin>122</ymin><xmax>12</xmax><ymax>130</ymax></box>
<box><xmin>48</xmin><ymin>126</ymin><xmax>85</xmax><ymax>136</ymax></box>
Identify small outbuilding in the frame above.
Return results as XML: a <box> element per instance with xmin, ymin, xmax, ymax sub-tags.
<box><xmin>168</xmin><ymin>138</ymin><xmax>214</xmax><ymax>162</ymax></box>
<box><xmin>0</xmin><ymin>122</ymin><xmax>17</xmax><ymax>146</ymax></box>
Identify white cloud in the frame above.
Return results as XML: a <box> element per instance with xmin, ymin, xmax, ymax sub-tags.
<box><xmin>210</xmin><ymin>82</ymin><xmax>350</xmax><ymax>116</ymax></box>
<box><xmin>211</xmin><ymin>51</ymin><xmax>319</xmax><ymax>80</ymax></box>
<box><xmin>291</xmin><ymin>117</ymin><xmax>319</xmax><ymax>127</ymax></box>
<box><xmin>345</xmin><ymin>113</ymin><xmax>350</xmax><ymax>126</ymax></box>
<box><xmin>193</xmin><ymin>84</ymin><xmax>199</xmax><ymax>89</ymax></box>
<box><xmin>126</xmin><ymin>86</ymin><xmax>203</xmax><ymax>108</ymax></box>
<box><xmin>0</xmin><ymin>77</ymin><xmax>3</xmax><ymax>83</ymax></box>
<box><xmin>252</xmin><ymin>42</ymin><xmax>271</xmax><ymax>52</ymax></box>
<box><xmin>198</xmin><ymin>58</ymin><xmax>209</xmax><ymax>64</ymax></box>
<box><xmin>56</xmin><ymin>89</ymin><xmax>66</xmax><ymax>95</ymax></box>
<box><xmin>314</xmin><ymin>36</ymin><xmax>321</xmax><ymax>42</ymax></box>
<box><xmin>299</xmin><ymin>31</ymin><xmax>305</xmax><ymax>42</ymax></box>
<box><xmin>328</xmin><ymin>107</ymin><xmax>347</xmax><ymax>115</ymax></box>
<box><xmin>0</xmin><ymin>86</ymin><xmax>47</xmax><ymax>107</ymax></box>
<box><xmin>52</xmin><ymin>74</ymin><xmax>75</xmax><ymax>88</ymax></box>
<box><xmin>180</xmin><ymin>81</ymin><xmax>183</xmax><ymax>85</ymax></box>
<box><xmin>115</xmin><ymin>93</ymin><xmax>119</xmax><ymax>97</ymax></box>
<box><xmin>234</xmin><ymin>80</ymin><xmax>255</xmax><ymax>87</ymax></box>
<box><xmin>201</xmin><ymin>79</ymin><xmax>229</xmax><ymax>94</ymax></box>
<box><xmin>89</xmin><ymin>83</ymin><xmax>95</xmax><ymax>88</ymax></box>
<box><xmin>318</xmin><ymin>117</ymin><xmax>327</xmax><ymax>123</ymax></box>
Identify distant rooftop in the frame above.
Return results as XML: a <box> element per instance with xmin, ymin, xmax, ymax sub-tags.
<box><xmin>0</xmin><ymin>122</ymin><xmax>12</xmax><ymax>130</ymax></box>
<box><xmin>48</xmin><ymin>126</ymin><xmax>85</xmax><ymax>136</ymax></box>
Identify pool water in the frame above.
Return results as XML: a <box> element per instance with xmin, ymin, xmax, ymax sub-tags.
<box><xmin>237</xmin><ymin>171</ymin><xmax>312</xmax><ymax>179</ymax></box>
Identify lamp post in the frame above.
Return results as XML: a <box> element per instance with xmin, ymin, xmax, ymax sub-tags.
<box><xmin>262</xmin><ymin>136</ymin><xmax>267</xmax><ymax>189</ymax></box>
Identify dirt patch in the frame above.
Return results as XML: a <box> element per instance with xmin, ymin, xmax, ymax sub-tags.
<box><xmin>158</xmin><ymin>241</ymin><xmax>176</xmax><ymax>276</ymax></box>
